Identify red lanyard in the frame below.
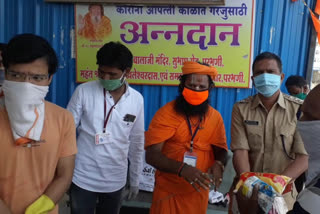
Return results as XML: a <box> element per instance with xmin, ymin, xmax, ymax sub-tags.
<box><xmin>103</xmin><ymin>89</ymin><xmax>119</xmax><ymax>133</ymax></box>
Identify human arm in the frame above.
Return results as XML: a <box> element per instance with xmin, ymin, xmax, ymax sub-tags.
<box><xmin>282</xmin><ymin>126</ymin><xmax>308</xmax><ymax>179</ymax></box>
<box><xmin>127</xmin><ymin>102</ymin><xmax>145</xmax><ymax>200</ymax></box>
<box><xmin>0</xmin><ymin>200</ymin><xmax>11</xmax><ymax>214</ymax></box>
<box><xmin>207</xmin><ymin>145</ymin><xmax>228</xmax><ymax>190</ymax></box>
<box><xmin>67</xmin><ymin>86</ymin><xmax>83</xmax><ymax>127</ymax></box>
<box><xmin>146</xmin><ymin>143</ymin><xmax>212</xmax><ymax>191</ymax></box>
<box><xmin>25</xmin><ymin>155</ymin><xmax>75</xmax><ymax>214</ymax></box>
<box><xmin>282</xmin><ymin>154</ymin><xmax>308</xmax><ymax>179</ymax></box>
<box><xmin>43</xmin><ymin>155</ymin><xmax>75</xmax><ymax>203</ymax></box>
<box><xmin>233</xmin><ymin>150</ymin><xmax>251</xmax><ymax>175</ymax></box>
<box><xmin>42</xmin><ymin>112</ymin><xmax>77</xmax><ymax>202</ymax></box>
<box><xmin>231</xmin><ymin>104</ymin><xmax>251</xmax><ymax>175</ymax></box>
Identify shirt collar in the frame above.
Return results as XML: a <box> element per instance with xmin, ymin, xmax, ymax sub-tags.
<box><xmin>251</xmin><ymin>92</ymin><xmax>286</xmax><ymax>109</ymax></box>
<box><xmin>123</xmin><ymin>81</ymin><xmax>130</xmax><ymax>97</ymax></box>
<box><xmin>104</xmin><ymin>81</ymin><xmax>130</xmax><ymax>98</ymax></box>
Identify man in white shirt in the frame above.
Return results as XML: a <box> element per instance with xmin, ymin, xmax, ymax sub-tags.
<box><xmin>67</xmin><ymin>41</ymin><xmax>145</xmax><ymax>214</ymax></box>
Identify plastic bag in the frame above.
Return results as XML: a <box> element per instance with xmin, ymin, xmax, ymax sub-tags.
<box><xmin>235</xmin><ymin>172</ymin><xmax>291</xmax><ymax>194</ymax></box>
<box><xmin>233</xmin><ymin>172</ymin><xmax>291</xmax><ymax>214</ymax></box>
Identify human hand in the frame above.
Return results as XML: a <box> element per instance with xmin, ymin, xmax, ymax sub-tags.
<box><xmin>127</xmin><ymin>186</ymin><xmax>139</xmax><ymax>200</ymax></box>
<box><xmin>207</xmin><ymin>161</ymin><xmax>224</xmax><ymax>191</ymax></box>
<box><xmin>0</xmin><ymin>200</ymin><xmax>11</xmax><ymax>214</ymax></box>
<box><xmin>236</xmin><ymin>185</ymin><xmax>260</xmax><ymax>214</ymax></box>
<box><xmin>122</xmin><ymin>186</ymin><xmax>139</xmax><ymax>200</ymax></box>
<box><xmin>180</xmin><ymin>164</ymin><xmax>212</xmax><ymax>192</ymax></box>
<box><xmin>25</xmin><ymin>195</ymin><xmax>55</xmax><ymax>214</ymax></box>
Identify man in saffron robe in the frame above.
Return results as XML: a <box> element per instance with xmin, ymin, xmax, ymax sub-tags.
<box><xmin>78</xmin><ymin>4</ymin><xmax>112</xmax><ymax>40</ymax></box>
<box><xmin>145</xmin><ymin>61</ymin><xmax>228</xmax><ymax>214</ymax></box>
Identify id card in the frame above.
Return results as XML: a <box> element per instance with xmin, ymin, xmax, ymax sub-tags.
<box><xmin>95</xmin><ymin>132</ymin><xmax>112</xmax><ymax>145</ymax></box>
<box><xmin>183</xmin><ymin>151</ymin><xmax>197</xmax><ymax>167</ymax></box>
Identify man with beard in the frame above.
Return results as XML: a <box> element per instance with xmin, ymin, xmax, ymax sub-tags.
<box><xmin>145</xmin><ymin>61</ymin><xmax>228</xmax><ymax>214</ymax></box>
<box><xmin>78</xmin><ymin>4</ymin><xmax>112</xmax><ymax>40</ymax></box>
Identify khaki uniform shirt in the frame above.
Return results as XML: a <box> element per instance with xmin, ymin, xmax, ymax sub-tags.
<box><xmin>231</xmin><ymin>92</ymin><xmax>307</xmax><ymax>174</ymax></box>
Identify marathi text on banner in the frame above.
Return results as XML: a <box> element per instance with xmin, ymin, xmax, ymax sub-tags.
<box><xmin>75</xmin><ymin>0</ymin><xmax>255</xmax><ymax>88</ymax></box>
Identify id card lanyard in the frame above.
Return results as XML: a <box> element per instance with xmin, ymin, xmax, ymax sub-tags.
<box><xmin>103</xmin><ymin>89</ymin><xmax>119</xmax><ymax>133</ymax></box>
<box><xmin>186</xmin><ymin>116</ymin><xmax>202</xmax><ymax>153</ymax></box>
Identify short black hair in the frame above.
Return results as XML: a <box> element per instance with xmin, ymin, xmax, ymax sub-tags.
<box><xmin>2</xmin><ymin>34</ymin><xmax>58</xmax><ymax>76</ymax></box>
<box><xmin>0</xmin><ymin>43</ymin><xmax>7</xmax><ymax>52</ymax></box>
<box><xmin>252</xmin><ymin>52</ymin><xmax>282</xmax><ymax>73</ymax></box>
<box><xmin>96</xmin><ymin>41</ymin><xmax>133</xmax><ymax>71</ymax></box>
<box><xmin>285</xmin><ymin>75</ymin><xmax>308</xmax><ymax>88</ymax></box>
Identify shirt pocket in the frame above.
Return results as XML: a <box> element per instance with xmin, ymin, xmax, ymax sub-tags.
<box><xmin>246</xmin><ymin>125</ymin><xmax>264</xmax><ymax>152</ymax></box>
<box><xmin>276</xmin><ymin>125</ymin><xmax>295</xmax><ymax>158</ymax></box>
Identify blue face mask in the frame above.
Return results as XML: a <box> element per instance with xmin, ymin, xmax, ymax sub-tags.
<box><xmin>253</xmin><ymin>73</ymin><xmax>281</xmax><ymax>97</ymax></box>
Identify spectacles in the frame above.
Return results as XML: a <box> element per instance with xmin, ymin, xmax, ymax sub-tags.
<box><xmin>6</xmin><ymin>70</ymin><xmax>49</xmax><ymax>83</ymax></box>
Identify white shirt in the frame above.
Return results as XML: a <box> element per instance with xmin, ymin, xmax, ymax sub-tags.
<box><xmin>67</xmin><ymin>80</ymin><xmax>145</xmax><ymax>192</ymax></box>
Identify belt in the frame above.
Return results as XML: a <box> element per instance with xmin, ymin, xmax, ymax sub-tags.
<box><xmin>282</xmin><ymin>183</ymin><xmax>293</xmax><ymax>195</ymax></box>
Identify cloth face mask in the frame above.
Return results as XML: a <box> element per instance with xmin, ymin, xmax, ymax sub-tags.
<box><xmin>254</xmin><ymin>73</ymin><xmax>281</xmax><ymax>97</ymax></box>
<box><xmin>2</xmin><ymin>80</ymin><xmax>49</xmax><ymax>145</ymax></box>
<box><xmin>182</xmin><ymin>87</ymin><xmax>209</xmax><ymax>106</ymax></box>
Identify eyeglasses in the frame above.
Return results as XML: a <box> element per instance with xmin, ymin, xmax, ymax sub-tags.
<box><xmin>6</xmin><ymin>70</ymin><xmax>49</xmax><ymax>83</ymax></box>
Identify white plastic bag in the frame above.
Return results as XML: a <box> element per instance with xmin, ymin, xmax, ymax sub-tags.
<box><xmin>138</xmin><ymin>151</ymin><xmax>156</xmax><ymax>192</ymax></box>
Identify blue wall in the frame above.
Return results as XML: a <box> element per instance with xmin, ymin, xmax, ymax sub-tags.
<box><xmin>0</xmin><ymin>0</ymin><xmax>315</xmax><ymax>147</ymax></box>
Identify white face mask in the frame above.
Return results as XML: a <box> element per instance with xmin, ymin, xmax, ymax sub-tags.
<box><xmin>2</xmin><ymin>80</ymin><xmax>49</xmax><ymax>143</ymax></box>
<box><xmin>2</xmin><ymin>80</ymin><xmax>48</xmax><ymax>105</ymax></box>
<box><xmin>297</xmin><ymin>120</ymin><xmax>320</xmax><ymax>185</ymax></box>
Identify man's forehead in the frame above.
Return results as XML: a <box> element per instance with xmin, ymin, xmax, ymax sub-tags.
<box><xmin>253</xmin><ymin>59</ymin><xmax>279</xmax><ymax>69</ymax></box>
<box><xmin>186</xmin><ymin>74</ymin><xmax>209</xmax><ymax>82</ymax></box>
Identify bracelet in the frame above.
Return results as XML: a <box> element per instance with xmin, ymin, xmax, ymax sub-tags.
<box><xmin>178</xmin><ymin>163</ymin><xmax>186</xmax><ymax>177</ymax></box>
<box><xmin>215</xmin><ymin>160</ymin><xmax>225</xmax><ymax>171</ymax></box>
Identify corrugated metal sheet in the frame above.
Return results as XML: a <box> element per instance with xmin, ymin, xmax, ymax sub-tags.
<box><xmin>0</xmin><ymin>0</ymin><xmax>316</xmax><ymax>147</ymax></box>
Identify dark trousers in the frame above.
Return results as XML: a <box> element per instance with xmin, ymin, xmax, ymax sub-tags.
<box><xmin>70</xmin><ymin>182</ymin><xmax>124</xmax><ymax>214</ymax></box>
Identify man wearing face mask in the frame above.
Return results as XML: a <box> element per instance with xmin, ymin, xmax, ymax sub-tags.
<box><xmin>67</xmin><ymin>41</ymin><xmax>144</xmax><ymax>214</ymax></box>
<box><xmin>0</xmin><ymin>34</ymin><xmax>77</xmax><ymax>214</ymax></box>
<box><xmin>230</xmin><ymin>52</ymin><xmax>308</xmax><ymax>211</ymax></box>
<box><xmin>145</xmin><ymin>61</ymin><xmax>228</xmax><ymax>214</ymax></box>
<box><xmin>285</xmin><ymin>75</ymin><xmax>310</xmax><ymax>100</ymax></box>
<box><xmin>234</xmin><ymin>85</ymin><xmax>320</xmax><ymax>214</ymax></box>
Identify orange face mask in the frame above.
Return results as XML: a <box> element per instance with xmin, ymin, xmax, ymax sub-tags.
<box><xmin>182</xmin><ymin>87</ymin><xmax>209</xmax><ymax>106</ymax></box>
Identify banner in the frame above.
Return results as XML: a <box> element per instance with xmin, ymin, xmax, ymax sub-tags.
<box><xmin>75</xmin><ymin>0</ymin><xmax>255</xmax><ymax>88</ymax></box>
